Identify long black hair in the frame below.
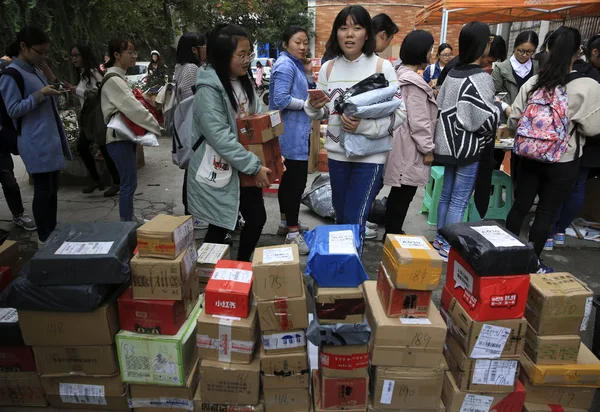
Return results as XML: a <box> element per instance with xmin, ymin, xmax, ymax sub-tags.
<box><xmin>325</xmin><ymin>5</ymin><xmax>376</xmax><ymax>57</ymax></box>
<box><xmin>71</xmin><ymin>44</ymin><xmax>103</xmax><ymax>85</ymax></box>
<box><xmin>105</xmin><ymin>38</ymin><xmax>132</xmax><ymax>69</ymax></box>
<box><xmin>176</xmin><ymin>32</ymin><xmax>206</xmax><ymax>65</ymax></box>
<box><xmin>457</xmin><ymin>22</ymin><xmax>490</xmax><ymax>67</ymax></box>
<box><xmin>532</xmin><ymin>26</ymin><xmax>581</xmax><ymax>94</ymax></box>
<box><xmin>7</xmin><ymin>25</ymin><xmax>50</xmax><ymax>57</ymax></box>
<box><xmin>206</xmin><ymin>24</ymin><xmax>255</xmax><ymax>112</ymax></box>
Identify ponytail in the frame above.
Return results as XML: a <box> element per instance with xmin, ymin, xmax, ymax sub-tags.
<box><xmin>6</xmin><ymin>26</ymin><xmax>50</xmax><ymax>57</ymax></box>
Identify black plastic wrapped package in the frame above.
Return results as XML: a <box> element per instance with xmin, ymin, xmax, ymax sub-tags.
<box><xmin>306</xmin><ymin>313</ymin><xmax>371</xmax><ymax>346</ymax></box>
<box><xmin>334</xmin><ymin>73</ymin><xmax>388</xmax><ymax>113</ymax></box>
<box><xmin>27</xmin><ymin>222</ymin><xmax>137</xmax><ymax>285</ymax></box>
<box><xmin>439</xmin><ymin>221</ymin><xmax>538</xmax><ymax>276</ymax></box>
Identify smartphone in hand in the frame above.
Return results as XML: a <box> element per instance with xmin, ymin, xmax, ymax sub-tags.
<box><xmin>308</xmin><ymin>89</ymin><xmax>327</xmax><ymax>100</ymax></box>
<box><xmin>495</xmin><ymin>92</ymin><xmax>508</xmax><ymax>101</ymax></box>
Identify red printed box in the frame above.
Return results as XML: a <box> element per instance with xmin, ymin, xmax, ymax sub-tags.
<box><xmin>446</xmin><ymin>249</ymin><xmax>530</xmax><ymax>321</ymax></box>
<box><xmin>240</xmin><ymin>139</ymin><xmax>284</xmax><ymax>188</ymax></box>
<box><xmin>205</xmin><ymin>260</ymin><xmax>253</xmax><ymax>318</ymax></box>
<box><xmin>319</xmin><ymin>344</ymin><xmax>369</xmax><ymax>378</ymax></box>
<box><xmin>314</xmin><ymin>369</ymin><xmax>368</xmax><ymax>410</ymax></box>
<box><xmin>377</xmin><ymin>263</ymin><xmax>431</xmax><ymax>318</ymax></box>
<box><xmin>0</xmin><ymin>346</ymin><xmax>36</xmax><ymax>372</ymax></box>
<box><xmin>237</xmin><ymin>111</ymin><xmax>284</xmax><ymax>145</ymax></box>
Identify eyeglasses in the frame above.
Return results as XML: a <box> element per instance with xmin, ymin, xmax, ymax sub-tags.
<box><xmin>123</xmin><ymin>51</ymin><xmax>139</xmax><ymax>58</ymax></box>
<box><xmin>440</xmin><ymin>53</ymin><xmax>453</xmax><ymax>58</ymax></box>
<box><xmin>70</xmin><ymin>53</ymin><xmax>81</xmax><ymax>58</ymax></box>
<box><xmin>31</xmin><ymin>47</ymin><xmax>49</xmax><ymax>57</ymax></box>
<box><xmin>235</xmin><ymin>52</ymin><xmax>256</xmax><ymax>63</ymax></box>
<box><xmin>516</xmin><ymin>49</ymin><xmax>536</xmax><ymax>57</ymax></box>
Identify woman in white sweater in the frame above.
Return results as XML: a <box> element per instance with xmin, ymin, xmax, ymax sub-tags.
<box><xmin>305</xmin><ymin>5</ymin><xmax>406</xmax><ymax>250</ymax></box>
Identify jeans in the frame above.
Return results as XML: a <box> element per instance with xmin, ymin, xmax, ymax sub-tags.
<box><xmin>31</xmin><ymin>171</ymin><xmax>60</xmax><ymax>241</ymax></box>
<box><xmin>385</xmin><ymin>185</ymin><xmax>418</xmax><ymax>236</ymax></box>
<box><xmin>0</xmin><ymin>152</ymin><xmax>24</xmax><ymax>217</ymax></box>
<box><xmin>506</xmin><ymin>158</ymin><xmax>580</xmax><ymax>257</ymax></box>
<box><xmin>77</xmin><ymin>131</ymin><xmax>120</xmax><ymax>184</ymax></box>
<box><xmin>278</xmin><ymin>159</ymin><xmax>308</xmax><ymax>228</ymax></box>
<box><xmin>328</xmin><ymin>158</ymin><xmax>384</xmax><ymax>253</ymax></box>
<box><xmin>436</xmin><ymin>162</ymin><xmax>479</xmax><ymax>249</ymax></box>
<box><xmin>107</xmin><ymin>141</ymin><xmax>137</xmax><ymax>222</ymax></box>
<box><xmin>204</xmin><ymin>187</ymin><xmax>266</xmax><ymax>261</ymax></box>
<box><xmin>552</xmin><ymin>167</ymin><xmax>589</xmax><ymax>235</ymax></box>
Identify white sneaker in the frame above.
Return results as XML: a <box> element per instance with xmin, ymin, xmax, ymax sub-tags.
<box><xmin>366</xmin><ymin>221</ymin><xmax>378</xmax><ymax>230</ymax></box>
<box><xmin>365</xmin><ymin>226</ymin><xmax>378</xmax><ymax>239</ymax></box>
<box><xmin>13</xmin><ymin>213</ymin><xmax>37</xmax><ymax>231</ymax></box>
<box><xmin>285</xmin><ymin>233</ymin><xmax>309</xmax><ymax>255</ymax></box>
<box><xmin>194</xmin><ymin>219</ymin><xmax>209</xmax><ymax>230</ymax></box>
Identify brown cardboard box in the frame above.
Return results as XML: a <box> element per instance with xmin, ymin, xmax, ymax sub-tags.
<box><xmin>308</xmin><ymin>120</ymin><xmax>321</xmax><ymax>173</ymax></box>
<box><xmin>445</xmin><ymin>334</ymin><xmax>519</xmax><ymax>393</ymax></box>
<box><xmin>521</xmin><ymin>344</ymin><xmax>600</xmax><ymax>387</ymax></box>
<box><xmin>525</xmin><ymin>273</ymin><xmax>593</xmax><ymax>335</ymax></box>
<box><xmin>137</xmin><ymin>215</ymin><xmax>195</xmax><ymax>260</ymax></box>
<box><xmin>261</xmin><ymin>329</ymin><xmax>306</xmax><ymax>354</ymax></box>
<box><xmin>368</xmin><ymin>398</ymin><xmax>445</xmax><ymax>411</ymax></box>
<box><xmin>442</xmin><ymin>371</ymin><xmax>526</xmax><ymax>412</ymax></box>
<box><xmin>317</xmin><ymin>149</ymin><xmax>328</xmax><ymax>172</ymax></box>
<box><xmin>524</xmin><ymin>323</ymin><xmax>580</xmax><ymax>365</ymax></box>
<box><xmin>200</xmin><ymin>357</ymin><xmax>260</xmax><ymax>405</ymax></box>
<box><xmin>377</xmin><ymin>263</ymin><xmax>431</xmax><ymax>318</ymax></box>
<box><xmin>41</xmin><ymin>373</ymin><xmax>129</xmax><ymax>410</ymax></box>
<box><xmin>313</xmin><ymin>374</ymin><xmax>364</xmax><ymax>412</ymax></box>
<box><xmin>370</xmin><ymin>363</ymin><xmax>445</xmax><ymax>410</ymax></box>
<box><xmin>319</xmin><ymin>344</ymin><xmax>369</xmax><ymax>378</ymax></box>
<box><xmin>18</xmin><ymin>300</ymin><xmax>120</xmax><ymax>346</ymax></box>
<box><xmin>523</xmin><ymin>402</ymin><xmax>588</xmax><ymax>412</ymax></box>
<box><xmin>251</xmin><ymin>244</ymin><xmax>303</xmax><ymax>300</ymax></box>
<box><xmin>447</xmin><ymin>297</ymin><xmax>527</xmax><ymax>358</ymax></box>
<box><xmin>240</xmin><ymin>139</ymin><xmax>285</xmax><ymax>187</ymax></box>
<box><xmin>315</xmin><ymin>369</ymin><xmax>369</xmax><ymax>409</ymax></box>
<box><xmin>131</xmin><ymin>246</ymin><xmax>198</xmax><ymax>300</ymax></box>
<box><xmin>33</xmin><ymin>345</ymin><xmax>119</xmax><ymax>375</ymax></box>
<box><xmin>314</xmin><ymin>285</ymin><xmax>365</xmax><ymax>324</ymax></box>
<box><xmin>364</xmin><ymin>280</ymin><xmax>447</xmax><ymax>367</ymax></box>
<box><xmin>0</xmin><ymin>372</ymin><xmax>47</xmax><ymax>407</ymax></box>
<box><xmin>257</xmin><ymin>286</ymin><xmax>308</xmax><ymax>332</ymax></box>
<box><xmin>196</xmin><ymin>304</ymin><xmax>258</xmax><ymax>364</ymax></box>
<box><xmin>520</xmin><ymin>371</ymin><xmax>595</xmax><ymax>409</ymax></box>
<box><xmin>194</xmin><ymin>383</ymin><xmax>264</xmax><ymax>411</ymax></box>
<box><xmin>129</xmin><ymin>359</ymin><xmax>199</xmax><ymax>411</ymax></box>
<box><xmin>263</xmin><ymin>388</ymin><xmax>310</xmax><ymax>411</ymax></box>
<box><xmin>196</xmin><ymin>243</ymin><xmax>230</xmax><ymax>282</ymax></box>
<box><xmin>237</xmin><ymin>110</ymin><xmax>284</xmax><ymax>145</ymax></box>
<box><xmin>260</xmin><ymin>347</ymin><xmax>309</xmax><ymax>389</ymax></box>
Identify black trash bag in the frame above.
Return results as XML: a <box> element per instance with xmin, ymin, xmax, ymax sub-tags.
<box><xmin>334</xmin><ymin>73</ymin><xmax>388</xmax><ymax>113</ymax></box>
<box><xmin>439</xmin><ymin>221</ymin><xmax>538</xmax><ymax>276</ymax></box>
<box><xmin>301</xmin><ymin>173</ymin><xmax>335</xmax><ymax>220</ymax></box>
<box><xmin>368</xmin><ymin>197</ymin><xmax>387</xmax><ymax>225</ymax></box>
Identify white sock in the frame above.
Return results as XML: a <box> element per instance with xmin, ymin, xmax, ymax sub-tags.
<box><xmin>287</xmin><ymin>231</ymin><xmax>300</xmax><ymax>239</ymax></box>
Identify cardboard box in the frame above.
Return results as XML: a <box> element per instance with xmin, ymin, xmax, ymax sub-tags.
<box><xmin>441</xmin><ymin>371</ymin><xmax>525</xmax><ymax>412</ymax></box>
<box><xmin>314</xmin><ymin>285</ymin><xmax>365</xmax><ymax>324</ymax></box>
<box><xmin>368</xmin><ymin>399</ymin><xmax>445</xmax><ymax>412</ymax></box>
<box><xmin>197</xmin><ymin>243</ymin><xmax>230</xmax><ymax>282</ymax></box>
<box><xmin>260</xmin><ymin>346</ymin><xmax>309</xmax><ymax>389</ymax></box>
<box><xmin>445</xmin><ymin>334</ymin><xmax>519</xmax><ymax>393</ymax></box>
<box><xmin>116</xmin><ymin>298</ymin><xmax>202</xmax><ymax>386</ymax></box>
<box><xmin>521</xmin><ymin>344</ymin><xmax>600</xmax><ymax>387</ymax></box>
<box><xmin>129</xmin><ymin>359</ymin><xmax>199</xmax><ymax>411</ymax></box>
<box><xmin>257</xmin><ymin>287</ymin><xmax>308</xmax><ymax>332</ymax></box>
<box><xmin>447</xmin><ymin>297</ymin><xmax>527</xmax><ymax>358</ymax></box>
<box><xmin>0</xmin><ymin>372</ymin><xmax>47</xmax><ymax>407</ymax></box>
<box><xmin>381</xmin><ymin>235</ymin><xmax>443</xmax><ymax>291</ymax></box>
<box><xmin>262</xmin><ymin>329</ymin><xmax>306</xmax><ymax>354</ymax></box>
<box><xmin>308</xmin><ymin>120</ymin><xmax>320</xmax><ymax>173</ymax></box>
<box><xmin>118</xmin><ymin>287</ymin><xmax>199</xmax><ymax>335</ymax></box>
<box><xmin>520</xmin><ymin>372</ymin><xmax>595</xmax><ymax>409</ymax></box>
<box><xmin>446</xmin><ymin>249</ymin><xmax>531</xmax><ymax>321</ymax></box>
<box><xmin>0</xmin><ymin>240</ymin><xmax>21</xmax><ymax>274</ymax></box>
<box><xmin>314</xmin><ymin>369</ymin><xmax>368</xmax><ymax>409</ymax></box>
<box><xmin>196</xmin><ymin>304</ymin><xmax>258</xmax><ymax>364</ymax></box>
<box><xmin>33</xmin><ymin>345</ymin><xmax>119</xmax><ymax>375</ymax></box>
<box><xmin>525</xmin><ymin>273</ymin><xmax>594</xmax><ymax>335</ymax></box>
<box><xmin>371</xmin><ymin>363</ymin><xmax>445</xmax><ymax>410</ymax></box>
<box><xmin>318</xmin><ymin>149</ymin><xmax>328</xmax><ymax>172</ymax></box>
<box><xmin>194</xmin><ymin>382</ymin><xmax>264</xmax><ymax>411</ymax></box>
<box><xmin>524</xmin><ymin>324</ymin><xmax>580</xmax><ymax>365</ymax></box>
<box><xmin>377</xmin><ymin>263</ymin><xmax>431</xmax><ymax>318</ymax></box>
<box><xmin>240</xmin><ymin>138</ymin><xmax>285</xmax><ymax>187</ymax></box>
<box><xmin>0</xmin><ymin>346</ymin><xmax>36</xmax><ymax>372</ymax></box>
<box><xmin>137</xmin><ymin>215</ymin><xmax>195</xmax><ymax>260</ymax></box>
<box><xmin>205</xmin><ymin>260</ymin><xmax>253</xmax><ymax>318</ymax></box>
<box><xmin>523</xmin><ymin>402</ymin><xmax>588</xmax><ymax>412</ymax></box>
<box><xmin>41</xmin><ymin>373</ymin><xmax>128</xmax><ymax>410</ymax></box>
<box><xmin>319</xmin><ymin>344</ymin><xmax>369</xmax><ymax>378</ymax></box>
<box><xmin>263</xmin><ymin>387</ymin><xmax>310</xmax><ymax>411</ymax></box>
<box><xmin>200</xmin><ymin>357</ymin><xmax>260</xmax><ymax>405</ymax></box>
<box><xmin>252</xmin><ymin>244</ymin><xmax>303</xmax><ymax>301</ymax></box>
<box><xmin>237</xmin><ymin>110</ymin><xmax>284</xmax><ymax>145</ymax></box>
<box><xmin>18</xmin><ymin>299</ymin><xmax>120</xmax><ymax>346</ymax></box>
<box><xmin>364</xmin><ymin>280</ymin><xmax>447</xmax><ymax>367</ymax></box>
<box><xmin>314</xmin><ymin>377</ymin><xmax>364</xmax><ymax>412</ymax></box>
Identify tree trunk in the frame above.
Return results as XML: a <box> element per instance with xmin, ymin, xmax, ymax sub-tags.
<box><xmin>54</xmin><ymin>0</ymin><xmax>76</xmax><ymax>82</ymax></box>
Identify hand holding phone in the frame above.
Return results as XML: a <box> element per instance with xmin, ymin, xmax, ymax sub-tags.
<box><xmin>495</xmin><ymin>92</ymin><xmax>508</xmax><ymax>101</ymax></box>
<box><xmin>308</xmin><ymin>89</ymin><xmax>329</xmax><ymax>109</ymax></box>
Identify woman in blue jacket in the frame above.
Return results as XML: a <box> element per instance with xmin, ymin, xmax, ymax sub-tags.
<box><xmin>269</xmin><ymin>25</ymin><xmax>315</xmax><ymax>254</ymax></box>
<box><xmin>0</xmin><ymin>26</ymin><xmax>72</xmax><ymax>244</ymax></box>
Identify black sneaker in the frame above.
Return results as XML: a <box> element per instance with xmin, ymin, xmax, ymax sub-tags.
<box><xmin>82</xmin><ymin>181</ymin><xmax>105</xmax><ymax>194</ymax></box>
<box><xmin>104</xmin><ymin>184</ymin><xmax>120</xmax><ymax>197</ymax></box>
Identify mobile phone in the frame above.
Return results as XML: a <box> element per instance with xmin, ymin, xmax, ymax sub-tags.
<box><xmin>495</xmin><ymin>92</ymin><xmax>508</xmax><ymax>100</ymax></box>
<box><xmin>56</xmin><ymin>82</ymin><xmax>69</xmax><ymax>92</ymax></box>
<box><xmin>308</xmin><ymin>89</ymin><xmax>327</xmax><ymax>100</ymax></box>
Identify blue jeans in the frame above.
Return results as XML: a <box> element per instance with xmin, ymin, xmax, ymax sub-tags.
<box><xmin>552</xmin><ymin>167</ymin><xmax>589</xmax><ymax>234</ymax></box>
<box><xmin>328</xmin><ymin>158</ymin><xmax>383</xmax><ymax>253</ymax></box>
<box><xmin>107</xmin><ymin>141</ymin><xmax>137</xmax><ymax>222</ymax></box>
<box><xmin>436</xmin><ymin>162</ymin><xmax>479</xmax><ymax>249</ymax></box>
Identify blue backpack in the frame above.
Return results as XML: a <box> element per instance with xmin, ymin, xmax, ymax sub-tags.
<box><xmin>0</xmin><ymin>66</ymin><xmax>25</xmax><ymax>155</ymax></box>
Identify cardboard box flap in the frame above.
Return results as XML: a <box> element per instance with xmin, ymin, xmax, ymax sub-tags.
<box><xmin>260</xmin><ymin>346</ymin><xmax>309</xmax><ymax>375</ymax></box>
<box><xmin>315</xmin><ymin>286</ymin><xmax>364</xmax><ymax>302</ymax></box>
<box><xmin>375</xmin><ymin>363</ymin><xmax>446</xmax><ymax>379</ymax></box>
<box><xmin>530</xmin><ymin>273</ymin><xmax>593</xmax><ymax>297</ymax></box>
<box><xmin>130</xmin><ymin>359</ymin><xmax>199</xmax><ymax>400</ymax></box>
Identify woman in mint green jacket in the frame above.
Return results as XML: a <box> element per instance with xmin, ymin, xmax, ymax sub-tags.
<box><xmin>187</xmin><ymin>24</ymin><xmax>271</xmax><ymax>261</ymax></box>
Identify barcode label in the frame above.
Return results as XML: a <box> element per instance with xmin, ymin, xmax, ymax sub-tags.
<box><xmin>380</xmin><ymin>379</ymin><xmax>395</xmax><ymax>404</ymax></box>
<box><xmin>470</xmin><ymin>324</ymin><xmax>511</xmax><ymax>358</ymax></box>
<box><xmin>197</xmin><ymin>243</ymin><xmax>229</xmax><ymax>264</ymax></box>
<box><xmin>394</xmin><ymin>235</ymin><xmax>431</xmax><ymax>250</ymax></box>
<box><xmin>329</xmin><ymin>230</ymin><xmax>357</xmax><ymax>255</ymax></box>
<box><xmin>59</xmin><ymin>383</ymin><xmax>107</xmax><ymax>405</ymax></box>
<box><xmin>55</xmin><ymin>241</ymin><xmax>114</xmax><ymax>255</ymax></box>
<box><xmin>211</xmin><ymin>268</ymin><xmax>252</xmax><ymax>283</ymax></box>
<box><xmin>459</xmin><ymin>394</ymin><xmax>493</xmax><ymax>412</ymax></box>
<box><xmin>262</xmin><ymin>247</ymin><xmax>294</xmax><ymax>263</ymax></box>
<box><xmin>472</xmin><ymin>360</ymin><xmax>517</xmax><ymax>386</ymax></box>
<box><xmin>0</xmin><ymin>308</ymin><xmax>18</xmax><ymax>323</ymax></box>
<box><xmin>581</xmin><ymin>297</ymin><xmax>593</xmax><ymax>331</ymax></box>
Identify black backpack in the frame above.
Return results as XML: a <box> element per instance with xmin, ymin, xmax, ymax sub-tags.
<box><xmin>79</xmin><ymin>72</ymin><xmax>120</xmax><ymax>146</ymax></box>
<box><xmin>0</xmin><ymin>67</ymin><xmax>25</xmax><ymax>155</ymax></box>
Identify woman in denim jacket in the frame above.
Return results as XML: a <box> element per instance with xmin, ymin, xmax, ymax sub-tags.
<box><xmin>269</xmin><ymin>25</ymin><xmax>315</xmax><ymax>254</ymax></box>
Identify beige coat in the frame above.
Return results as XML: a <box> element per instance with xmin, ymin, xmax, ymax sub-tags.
<box><xmin>384</xmin><ymin>65</ymin><xmax>437</xmax><ymax>188</ymax></box>
<box><xmin>492</xmin><ymin>58</ymin><xmax>539</xmax><ymax>104</ymax></box>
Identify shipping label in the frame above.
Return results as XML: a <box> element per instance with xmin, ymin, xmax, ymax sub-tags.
<box><xmin>211</xmin><ymin>268</ymin><xmax>252</xmax><ymax>283</ymax></box>
<box><xmin>182</xmin><ymin>246</ymin><xmax>198</xmax><ymax>281</ymax></box>
<box><xmin>581</xmin><ymin>296</ymin><xmax>593</xmax><ymax>331</ymax></box>
<box><xmin>470</xmin><ymin>324</ymin><xmax>511</xmax><ymax>359</ymax></box>
<box><xmin>173</xmin><ymin>219</ymin><xmax>195</xmax><ymax>255</ymax></box>
<box><xmin>328</xmin><ymin>230</ymin><xmax>357</xmax><ymax>255</ymax></box>
<box><xmin>129</xmin><ymin>398</ymin><xmax>194</xmax><ymax>411</ymax></box>
<box><xmin>471</xmin><ymin>225</ymin><xmax>524</xmax><ymax>248</ymax></box>
<box><xmin>453</xmin><ymin>261</ymin><xmax>474</xmax><ymax>293</ymax></box>
<box><xmin>394</xmin><ymin>235</ymin><xmax>431</xmax><ymax>250</ymax></box>
<box><xmin>262</xmin><ymin>331</ymin><xmax>306</xmax><ymax>350</ymax></box>
<box><xmin>400</xmin><ymin>318</ymin><xmax>431</xmax><ymax>325</ymax></box>
<box><xmin>472</xmin><ymin>360</ymin><xmax>518</xmax><ymax>386</ymax></box>
<box><xmin>59</xmin><ymin>383</ymin><xmax>107</xmax><ymax>405</ymax></box>
<box><xmin>0</xmin><ymin>308</ymin><xmax>18</xmax><ymax>323</ymax></box>
<box><xmin>262</xmin><ymin>246</ymin><xmax>294</xmax><ymax>264</ymax></box>
<box><xmin>379</xmin><ymin>379</ymin><xmax>395</xmax><ymax>405</ymax></box>
<box><xmin>55</xmin><ymin>241</ymin><xmax>114</xmax><ymax>255</ymax></box>
<box><xmin>459</xmin><ymin>394</ymin><xmax>494</xmax><ymax>412</ymax></box>
<box><xmin>269</xmin><ymin>111</ymin><xmax>282</xmax><ymax>127</ymax></box>
<box><xmin>197</xmin><ymin>243</ymin><xmax>229</xmax><ymax>264</ymax></box>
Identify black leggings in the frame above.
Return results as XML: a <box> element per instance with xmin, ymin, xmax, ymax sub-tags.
<box><xmin>278</xmin><ymin>159</ymin><xmax>308</xmax><ymax>228</ymax></box>
<box><xmin>204</xmin><ymin>186</ymin><xmax>266</xmax><ymax>261</ymax></box>
<box><xmin>385</xmin><ymin>185</ymin><xmax>418</xmax><ymax>236</ymax></box>
<box><xmin>31</xmin><ymin>171</ymin><xmax>60</xmax><ymax>242</ymax></box>
<box><xmin>77</xmin><ymin>132</ymin><xmax>120</xmax><ymax>184</ymax></box>
<box><xmin>506</xmin><ymin>158</ymin><xmax>580</xmax><ymax>257</ymax></box>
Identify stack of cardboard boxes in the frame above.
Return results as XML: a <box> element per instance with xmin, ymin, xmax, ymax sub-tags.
<box><xmin>365</xmin><ymin>234</ymin><xmax>447</xmax><ymax>411</ymax></box>
<box><xmin>116</xmin><ymin>215</ymin><xmax>203</xmax><ymax>410</ymax></box>
<box><xmin>520</xmin><ymin>273</ymin><xmax>599</xmax><ymax>412</ymax></box>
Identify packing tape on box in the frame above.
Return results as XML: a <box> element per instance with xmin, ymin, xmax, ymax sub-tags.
<box><xmin>273</xmin><ymin>298</ymin><xmax>291</xmax><ymax>330</ymax></box>
<box><xmin>262</xmin><ymin>330</ymin><xmax>306</xmax><ymax>351</ymax></box>
<box><xmin>386</xmin><ymin>236</ymin><xmax>433</xmax><ymax>279</ymax></box>
<box><xmin>316</xmin><ymin>298</ymin><xmax>366</xmax><ymax>320</ymax></box>
<box><xmin>196</xmin><ymin>317</ymin><xmax>255</xmax><ymax>363</ymax></box>
<box><xmin>319</xmin><ymin>350</ymin><xmax>369</xmax><ymax>370</ymax></box>
<box><xmin>129</xmin><ymin>398</ymin><xmax>194</xmax><ymax>411</ymax></box>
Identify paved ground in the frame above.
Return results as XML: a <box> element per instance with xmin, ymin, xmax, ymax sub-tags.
<box><xmin>2</xmin><ymin>135</ymin><xmax>599</xmax><ymax>410</ymax></box>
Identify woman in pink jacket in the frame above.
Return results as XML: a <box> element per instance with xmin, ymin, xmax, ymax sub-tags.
<box><xmin>384</xmin><ymin>30</ymin><xmax>437</xmax><ymax>236</ymax></box>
